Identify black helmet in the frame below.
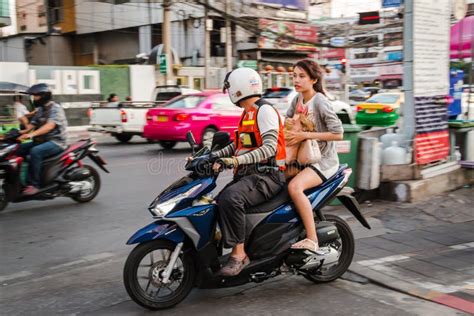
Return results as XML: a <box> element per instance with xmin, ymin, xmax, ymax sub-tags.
<box><xmin>27</xmin><ymin>83</ymin><xmax>52</xmax><ymax>107</ymax></box>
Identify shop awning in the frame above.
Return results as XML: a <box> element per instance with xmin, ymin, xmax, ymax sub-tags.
<box><xmin>450</xmin><ymin>15</ymin><xmax>473</xmax><ymax>60</ymax></box>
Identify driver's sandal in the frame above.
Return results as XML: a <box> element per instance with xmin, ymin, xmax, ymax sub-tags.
<box><xmin>218</xmin><ymin>256</ymin><xmax>250</xmax><ymax>277</ymax></box>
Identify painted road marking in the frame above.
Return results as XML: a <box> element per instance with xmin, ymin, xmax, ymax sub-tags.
<box><xmin>0</xmin><ymin>271</ymin><xmax>33</xmax><ymax>283</ymax></box>
<box><xmin>49</xmin><ymin>252</ymin><xmax>115</xmax><ymax>270</ymax></box>
<box><xmin>449</xmin><ymin>242</ymin><xmax>474</xmax><ymax>250</ymax></box>
<box><xmin>357</xmin><ymin>255</ymin><xmax>410</xmax><ymax>267</ymax></box>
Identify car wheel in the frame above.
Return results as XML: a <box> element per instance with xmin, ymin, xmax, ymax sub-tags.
<box><xmin>115</xmin><ymin>134</ymin><xmax>133</xmax><ymax>143</ymax></box>
<box><xmin>159</xmin><ymin>141</ymin><xmax>177</xmax><ymax>150</ymax></box>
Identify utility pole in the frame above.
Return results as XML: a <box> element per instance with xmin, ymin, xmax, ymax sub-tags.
<box><xmin>162</xmin><ymin>0</ymin><xmax>174</xmax><ymax>84</ymax></box>
<box><xmin>402</xmin><ymin>0</ymin><xmax>415</xmax><ymax>140</ymax></box>
<box><xmin>225</xmin><ymin>0</ymin><xmax>232</xmax><ymax>72</ymax></box>
<box><xmin>204</xmin><ymin>0</ymin><xmax>211</xmax><ymax>89</ymax></box>
<box><xmin>469</xmin><ymin>3</ymin><xmax>474</xmax><ymax>119</ymax></box>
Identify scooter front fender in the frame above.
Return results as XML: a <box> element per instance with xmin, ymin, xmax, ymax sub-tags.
<box><xmin>126</xmin><ymin>220</ymin><xmax>185</xmax><ymax>245</ymax></box>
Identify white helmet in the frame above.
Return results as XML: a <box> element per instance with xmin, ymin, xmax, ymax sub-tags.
<box><xmin>223</xmin><ymin>68</ymin><xmax>263</xmax><ymax>104</ymax></box>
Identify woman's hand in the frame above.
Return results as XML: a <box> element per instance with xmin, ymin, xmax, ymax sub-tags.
<box><xmin>18</xmin><ymin>133</ymin><xmax>33</xmax><ymax>141</ymax></box>
<box><xmin>285</xmin><ymin>131</ymin><xmax>307</xmax><ymax>146</ymax></box>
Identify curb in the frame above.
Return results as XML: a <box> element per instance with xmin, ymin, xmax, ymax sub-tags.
<box><xmin>349</xmin><ymin>262</ymin><xmax>474</xmax><ymax>314</ymax></box>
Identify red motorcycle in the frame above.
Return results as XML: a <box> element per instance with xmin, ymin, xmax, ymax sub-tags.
<box><xmin>0</xmin><ymin>130</ymin><xmax>109</xmax><ymax>212</ymax></box>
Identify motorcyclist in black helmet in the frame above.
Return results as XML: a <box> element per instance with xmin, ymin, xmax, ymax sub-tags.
<box><xmin>17</xmin><ymin>83</ymin><xmax>68</xmax><ymax>195</ymax></box>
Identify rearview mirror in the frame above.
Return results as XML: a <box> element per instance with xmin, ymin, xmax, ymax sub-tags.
<box><xmin>186</xmin><ymin>131</ymin><xmax>197</xmax><ymax>153</ymax></box>
<box><xmin>211</xmin><ymin>132</ymin><xmax>231</xmax><ymax>150</ymax></box>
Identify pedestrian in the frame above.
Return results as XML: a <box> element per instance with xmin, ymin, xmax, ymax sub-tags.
<box><xmin>119</xmin><ymin>96</ymin><xmax>132</xmax><ymax>108</ymax></box>
<box><xmin>212</xmin><ymin>68</ymin><xmax>287</xmax><ymax>276</ymax></box>
<box><xmin>12</xmin><ymin>95</ymin><xmax>30</xmax><ymax>128</ymax></box>
<box><xmin>285</xmin><ymin>59</ymin><xmax>344</xmax><ymax>254</ymax></box>
<box><xmin>106</xmin><ymin>93</ymin><xmax>120</xmax><ymax>107</ymax></box>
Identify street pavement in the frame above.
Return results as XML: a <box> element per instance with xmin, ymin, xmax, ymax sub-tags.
<box><xmin>0</xmin><ymin>134</ymin><xmax>472</xmax><ymax>315</ymax></box>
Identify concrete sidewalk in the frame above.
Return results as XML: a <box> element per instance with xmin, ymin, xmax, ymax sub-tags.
<box><xmin>337</xmin><ymin>187</ymin><xmax>474</xmax><ymax>314</ymax></box>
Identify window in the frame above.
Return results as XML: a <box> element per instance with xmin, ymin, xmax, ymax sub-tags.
<box><xmin>38</xmin><ymin>5</ymin><xmax>46</xmax><ymax>27</ymax></box>
<box><xmin>355</xmin><ymin>52</ymin><xmax>378</xmax><ymax>59</ymax></box>
<box><xmin>193</xmin><ymin>78</ymin><xmax>203</xmax><ymax>90</ymax></box>
<box><xmin>18</xmin><ymin>11</ymin><xmax>27</xmax><ymax>31</ymax></box>
<box><xmin>385</xmin><ymin>32</ymin><xmax>402</xmax><ymax>46</ymax></box>
<box><xmin>366</xmin><ymin>94</ymin><xmax>399</xmax><ymax>104</ymax></box>
<box><xmin>353</xmin><ymin>36</ymin><xmax>379</xmax><ymax>46</ymax></box>
<box><xmin>166</xmin><ymin>96</ymin><xmax>205</xmax><ymax>109</ymax></box>
<box><xmin>211</xmin><ymin>96</ymin><xmax>234</xmax><ymax>110</ymax></box>
<box><xmin>48</xmin><ymin>0</ymin><xmax>63</xmax><ymax>24</ymax></box>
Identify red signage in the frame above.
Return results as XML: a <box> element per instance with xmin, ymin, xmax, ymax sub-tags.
<box><xmin>322</xmin><ymin>48</ymin><xmax>345</xmax><ymax>59</ymax></box>
<box><xmin>414</xmin><ymin>95</ymin><xmax>450</xmax><ymax>164</ymax></box>
<box><xmin>258</xmin><ymin>19</ymin><xmax>318</xmax><ymax>51</ymax></box>
<box><xmin>414</xmin><ymin>131</ymin><xmax>450</xmax><ymax>164</ymax></box>
<box><xmin>359</xmin><ymin>11</ymin><xmax>380</xmax><ymax>25</ymax></box>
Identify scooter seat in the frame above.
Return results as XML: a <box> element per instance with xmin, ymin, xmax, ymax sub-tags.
<box><xmin>245</xmin><ymin>165</ymin><xmax>348</xmax><ymax>215</ymax></box>
<box><xmin>42</xmin><ymin>147</ymin><xmax>69</xmax><ymax>164</ymax></box>
<box><xmin>246</xmin><ymin>185</ymin><xmax>291</xmax><ymax>214</ymax></box>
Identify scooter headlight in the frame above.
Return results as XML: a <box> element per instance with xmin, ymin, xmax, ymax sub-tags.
<box><xmin>150</xmin><ymin>184</ymin><xmax>202</xmax><ymax>218</ymax></box>
<box><xmin>0</xmin><ymin>145</ymin><xmax>16</xmax><ymax>159</ymax></box>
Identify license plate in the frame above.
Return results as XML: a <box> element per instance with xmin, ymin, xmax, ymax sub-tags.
<box><xmin>156</xmin><ymin>116</ymin><xmax>168</xmax><ymax>122</ymax></box>
<box><xmin>366</xmin><ymin>109</ymin><xmax>377</xmax><ymax>114</ymax></box>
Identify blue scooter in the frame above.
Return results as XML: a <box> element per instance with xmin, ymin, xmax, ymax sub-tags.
<box><xmin>123</xmin><ymin>131</ymin><xmax>371</xmax><ymax>310</ymax></box>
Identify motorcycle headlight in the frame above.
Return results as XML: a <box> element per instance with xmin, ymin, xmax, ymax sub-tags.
<box><xmin>150</xmin><ymin>184</ymin><xmax>203</xmax><ymax>218</ymax></box>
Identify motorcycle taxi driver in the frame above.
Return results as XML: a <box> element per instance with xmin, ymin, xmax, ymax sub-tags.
<box><xmin>211</xmin><ymin>68</ymin><xmax>287</xmax><ymax>276</ymax></box>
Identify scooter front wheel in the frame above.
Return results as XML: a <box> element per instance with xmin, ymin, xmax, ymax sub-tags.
<box><xmin>0</xmin><ymin>183</ymin><xmax>8</xmax><ymax>212</ymax></box>
<box><xmin>123</xmin><ymin>240</ymin><xmax>195</xmax><ymax>310</ymax></box>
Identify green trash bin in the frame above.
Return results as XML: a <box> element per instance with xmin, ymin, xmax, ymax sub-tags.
<box><xmin>330</xmin><ymin>123</ymin><xmax>362</xmax><ymax>205</ymax></box>
<box><xmin>338</xmin><ymin>124</ymin><xmax>362</xmax><ymax>188</ymax></box>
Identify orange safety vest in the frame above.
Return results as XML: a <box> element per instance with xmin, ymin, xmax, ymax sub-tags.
<box><xmin>235</xmin><ymin>102</ymin><xmax>286</xmax><ymax>170</ymax></box>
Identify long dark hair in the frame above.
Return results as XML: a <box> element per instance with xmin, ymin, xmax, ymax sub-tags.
<box><xmin>293</xmin><ymin>59</ymin><xmax>326</xmax><ymax>96</ymax></box>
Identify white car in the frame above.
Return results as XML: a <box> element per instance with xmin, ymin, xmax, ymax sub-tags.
<box><xmin>262</xmin><ymin>87</ymin><xmax>353</xmax><ymax>120</ymax></box>
<box><xmin>88</xmin><ymin>85</ymin><xmax>201</xmax><ymax>143</ymax></box>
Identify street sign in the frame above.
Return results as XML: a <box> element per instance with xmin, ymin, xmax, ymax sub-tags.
<box><xmin>159</xmin><ymin>54</ymin><xmax>167</xmax><ymax>74</ymax></box>
<box><xmin>237</xmin><ymin>60</ymin><xmax>258</xmax><ymax>70</ymax></box>
<box><xmin>330</xmin><ymin>37</ymin><xmax>346</xmax><ymax>47</ymax></box>
<box><xmin>382</xmin><ymin>0</ymin><xmax>403</xmax><ymax>8</ymax></box>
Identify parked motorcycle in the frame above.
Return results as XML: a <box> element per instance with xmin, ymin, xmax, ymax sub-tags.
<box><xmin>0</xmin><ymin>129</ymin><xmax>109</xmax><ymax>211</ymax></box>
<box><xmin>123</xmin><ymin>131</ymin><xmax>371</xmax><ymax>310</ymax></box>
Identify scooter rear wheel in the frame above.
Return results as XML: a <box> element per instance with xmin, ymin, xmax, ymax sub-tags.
<box><xmin>71</xmin><ymin>165</ymin><xmax>101</xmax><ymax>203</ymax></box>
<box><xmin>303</xmin><ymin>214</ymin><xmax>355</xmax><ymax>283</ymax></box>
<box><xmin>123</xmin><ymin>240</ymin><xmax>195</xmax><ymax>310</ymax></box>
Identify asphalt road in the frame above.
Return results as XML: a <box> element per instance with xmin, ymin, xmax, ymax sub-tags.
<box><xmin>0</xmin><ymin>137</ymin><xmax>465</xmax><ymax>315</ymax></box>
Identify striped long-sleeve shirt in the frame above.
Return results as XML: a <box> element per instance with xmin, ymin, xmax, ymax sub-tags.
<box><xmin>213</xmin><ymin>104</ymin><xmax>280</xmax><ymax>165</ymax></box>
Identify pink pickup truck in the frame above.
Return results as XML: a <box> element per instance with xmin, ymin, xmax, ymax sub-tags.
<box><xmin>144</xmin><ymin>91</ymin><xmax>243</xmax><ymax>149</ymax></box>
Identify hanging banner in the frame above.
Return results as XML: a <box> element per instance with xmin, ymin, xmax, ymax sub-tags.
<box><xmin>412</xmin><ymin>0</ymin><xmax>451</xmax><ymax>165</ymax></box>
<box><xmin>258</xmin><ymin>19</ymin><xmax>317</xmax><ymax>51</ymax></box>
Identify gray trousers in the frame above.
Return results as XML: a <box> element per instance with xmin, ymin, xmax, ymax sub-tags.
<box><xmin>217</xmin><ymin>172</ymin><xmax>285</xmax><ymax>248</ymax></box>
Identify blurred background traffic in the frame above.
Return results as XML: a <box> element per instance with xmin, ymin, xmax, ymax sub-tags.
<box><xmin>0</xmin><ymin>0</ymin><xmax>473</xmax><ymax>185</ymax></box>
